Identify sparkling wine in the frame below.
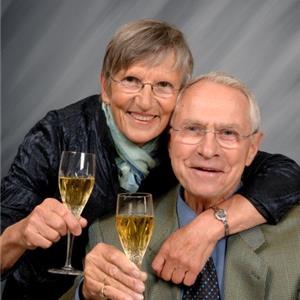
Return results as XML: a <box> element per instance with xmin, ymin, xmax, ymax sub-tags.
<box><xmin>116</xmin><ymin>215</ymin><xmax>154</xmax><ymax>266</ymax></box>
<box><xmin>59</xmin><ymin>176</ymin><xmax>95</xmax><ymax>217</ymax></box>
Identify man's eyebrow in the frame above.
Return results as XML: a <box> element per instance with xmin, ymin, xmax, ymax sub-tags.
<box><xmin>177</xmin><ymin>120</ymin><xmax>243</xmax><ymax>130</ymax></box>
<box><xmin>215</xmin><ymin>123</ymin><xmax>242</xmax><ymax>130</ymax></box>
<box><xmin>180</xmin><ymin>120</ymin><xmax>206</xmax><ymax>126</ymax></box>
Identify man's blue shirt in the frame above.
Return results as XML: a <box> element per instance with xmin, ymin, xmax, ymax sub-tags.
<box><xmin>177</xmin><ymin>186</ymin><xmax>226</xmax><ymax>299</ymax></box>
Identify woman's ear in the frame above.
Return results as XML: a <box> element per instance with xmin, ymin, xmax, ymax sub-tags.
<box><xmin>100</xmin><ymin>74</ymin><xmax>110</xmax><ymax>104</ymax></box>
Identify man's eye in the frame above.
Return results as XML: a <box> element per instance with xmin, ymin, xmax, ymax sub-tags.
<box><xmin>184</xmin><ymin>126</ymin><xmax>202</xmax><ymax>134</ymax></box>
<box><xmin>219</xmin><ymin>129</ymin><xmax>239</xmax><ymax>139</ymax></box>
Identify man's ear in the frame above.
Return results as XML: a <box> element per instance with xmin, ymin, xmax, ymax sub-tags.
<box><xmin>246</xmin><ymin>132</ymin><xmax>263</xmax><ymax>166</ymax></box>
<box><xmin>100</xmin><ymin>74</ymin><xmax>110</xmax><ymax>104</ymax></box>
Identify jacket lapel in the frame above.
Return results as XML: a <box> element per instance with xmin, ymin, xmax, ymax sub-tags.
<box><xmin>224</xmin><ymin>227</ymin><xmax>269</xmax><ymax>300</ymax></box>
<box><xmin>147</xmin><ymin>187</ymin><xmax>179</xmax><ymax>257</ymax></box>
<box><xmin>143</xmin><ymin>187</ymin><xmax>181</xmax><ymax>300</ymax></box>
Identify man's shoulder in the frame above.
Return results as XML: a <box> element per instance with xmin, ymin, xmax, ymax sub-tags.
<box><xmin>227</xmin><ymin>205</ymin><xmax>300</xmax><ymax>258</ymax></box>
<box><xmin>239</xmin><ymin>205</ymin><xmax>300</xmax><ymax>246</ymax></box>
<box><xmin>230</xmin><ymin>204</ymin><xmax>300</xmax><ymax>256</ymax></box>
<box><xmin>224</xmin><ymin>205</ymin><xmax>300</xmax><ymax>299</ymax></box>
<box><xmin>260</xmin><ymin>204</ymin><xmax>300</xmax><ymax>241</ymax></box>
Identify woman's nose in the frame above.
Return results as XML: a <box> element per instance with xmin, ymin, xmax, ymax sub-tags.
<box><xmin>136</xmin><ymin>84</ymin><xmax>154</xmax><ymax>110</ymax></box>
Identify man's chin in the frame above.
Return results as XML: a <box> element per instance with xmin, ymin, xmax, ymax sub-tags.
<box><xmin>186</xmin><ymin>187</ymin><xmax>224</xmax><ymax>203</ymax></box>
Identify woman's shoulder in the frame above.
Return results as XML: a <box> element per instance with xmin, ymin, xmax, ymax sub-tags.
<box><xmin>49</xmin><ymin>94</ymin><xmax>101</xmax><ymax>120</ymax></box>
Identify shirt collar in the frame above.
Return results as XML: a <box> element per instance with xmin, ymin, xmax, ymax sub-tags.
<box><xmin>177</xmin><ymin>186</ymin><xmax>197</xmax><ymax>228</ymax></box>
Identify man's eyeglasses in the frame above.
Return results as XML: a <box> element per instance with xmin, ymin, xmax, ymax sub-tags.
<box><xmin>170</xmin><ymin>125</ymin><xmax>257</xmax><ymax>149</ymax></box>
<box><xmin>110</xmin><ymin>76</ymin><xmax>179</xmax><ymax>99</ymax></box>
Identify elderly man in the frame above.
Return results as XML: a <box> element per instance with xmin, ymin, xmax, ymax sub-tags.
<box><xmin>63</xmin><ymin>72</ymin><xmax>300</xmax><ymax>300</ymax></box>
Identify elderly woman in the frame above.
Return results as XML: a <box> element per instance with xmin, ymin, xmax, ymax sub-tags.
<box><xmin>1</xmin><ymin>19</ymin><xmax>299</xmax><ymax>299</ymax></box>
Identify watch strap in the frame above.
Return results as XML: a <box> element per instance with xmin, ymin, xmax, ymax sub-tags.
<box><xmin>211</xmin><ymin>206</ymin><xmax>229</xmax><ymax>237</ymax></box>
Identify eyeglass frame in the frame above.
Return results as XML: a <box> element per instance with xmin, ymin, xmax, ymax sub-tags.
<box><xmin>170</xmin><ymin>125</ymin><xmax>258</xmax><ymax>149</ymax></box>
<box><xmin>110</xmin><ymin>76</ymin><xmax>180</xmax><ymax>98</ymax></box>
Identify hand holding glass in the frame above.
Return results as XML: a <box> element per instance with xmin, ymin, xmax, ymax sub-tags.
<box><xmin>48</xmin><ymin>151</ymin><xmax>95</xmax><ymax>275</ymax></box>
<box><xmin>116</xmin><ymin>193</ymin><xmax>154</xmax><ymax>268</ymax></box>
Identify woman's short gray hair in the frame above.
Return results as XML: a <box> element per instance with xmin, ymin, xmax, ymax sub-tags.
<box><xmin>175</xmin><ymin>71</ymin><xmax>261</xmax><ymax>132</ymax></box>
<box><xmin>101</xmin><ymin>19</ymin><xmax>193</xmax><ymax>94</ymax></box>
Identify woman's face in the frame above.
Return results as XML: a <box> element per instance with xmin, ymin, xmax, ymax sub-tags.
<box><xmin>101</xmin><ymin>53</ymin><xmax>183</xmax><ymax>145</ymax></box>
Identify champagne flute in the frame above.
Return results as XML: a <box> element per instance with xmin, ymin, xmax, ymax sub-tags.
<box><xmin>116</xmin><ymin>193</ymin><xmax>154</xmax><ymax>268</ymax></box>
<box><xmin>48</xmin><ymin>151</ymin><xmax>96</xmax><ymax>275</ymax></box>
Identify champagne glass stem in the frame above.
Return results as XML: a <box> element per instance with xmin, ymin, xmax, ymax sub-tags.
<box><xmin>64</xmin><ymin>231</ymin><xmax>75</xmax><ymax>269</ymax></box>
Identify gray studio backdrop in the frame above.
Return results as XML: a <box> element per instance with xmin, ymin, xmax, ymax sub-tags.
<box><xmin>2</xmin><ymin>0</ymin><xmax>300</xmax><ymax>178</ymax></box>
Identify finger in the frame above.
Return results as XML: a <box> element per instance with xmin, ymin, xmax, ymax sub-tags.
<box><xmin>83</xmin><ymin>270</ymin><xmax>107</xmax><ymax>298</ymax></box>
<box><xmin>158</xmin><ymin>259</ymin><xmax>175</xmax><ymax>282</ymax></box>
<box><xmin>91</xmin><ymin>244</ymin><xmax>146</xmax><ymax>292</ymax></box>
<box><xmin>102</xmin><ymin>279</ymin><xmax>144</xmax><ymax>300</ymax></box>
<box><xmin>23</xmin><ymin>209</ymin><xmax>64</xmax><ymax>244</ymax></box>
<box><xmin>41</xmin><ymin>198</ymin><xmax>83</xmax><ymax>236</ymax></box>
<box><xmin>183</xmin><ymin>270</ymin><xmax>198</xmax><ymax>286</ymax></box>
<box><xmin>83</xmin><ymin>259</ymin><xmax>144</xmax><ymax>300</ymax></box>
<box><xmin>27</xmin><ymin>223</ymin><xmax>61</xmax><ymax>245</ymax></box>
<box><xmin>105</xmin><ymin>265</ymin><xmax>145</xmax><ymax>294</ymax></box>
<box><xmin>79</xmin><ymin>217</ymin><xmax>88</xmax><ymax>228</ymax></box>
<box><xmin>99</xmin><ymin>244</ymin><xmax>146</xmax><ymax>280</ymax></box>
<box><xmin>32</xmin><ymin>199</ymin><xmax>69</xmax><ymax>236</ymax></box>
<box><xmin>83</xmin><ymin>275</ymin><xmax>143</xmax><ymax>300</ymax></box>
<box><xmin>34</xmin><ymin>204</ymin><xmax>69</xmax><ymax>234</ymax></box>
<box><xmin>171</xmin><ymin>267</ymin><xmax>186</xmax><ymax>284</ymax></box>
<box><xmin>151</xmin><ymin>253</ymin><xmax>165</xmax><ymax>275</ymax></box>
<box><xmin>23</xmin><ymin>230</ymin><xmax>53</xmax><ymax>249</ymax></box>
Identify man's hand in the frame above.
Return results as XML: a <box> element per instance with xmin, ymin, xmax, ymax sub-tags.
<box><xmin>82</xmin><ymin>243</ymin><xmax>146</xmax><ymax>300</ymax></box>
<box><xmin>152</xmin><ymin>209</ymin><xmax>223</xmax><ymax>286</ymax></box>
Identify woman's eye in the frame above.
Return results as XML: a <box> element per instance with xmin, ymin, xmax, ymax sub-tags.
<box><xmin>156</xmin><ymin>81</ymin><xmax>173</xmax><ymax>88</ymax></box>
<box><xmin>122</xmin><ymin>76</ymin><xmax>139</xmax><ymax>83</ymax></box>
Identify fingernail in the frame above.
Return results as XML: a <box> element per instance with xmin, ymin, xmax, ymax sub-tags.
<box><xmin>140</xmin><ymin>271</ymin><xmax>147</xmax><ymax>281</ymax></box>
<box><xmin>135</xmin><ymin>294</ymin><xmax>144</xmax><ymax>300</ymax></box>
<box><xmin>132</xmin><ymin>269</ymin><xmax>141</xmax><ymax>278</ymax></box>
<box><xmin>136</xmin><ymin>282</ymin><xmax>145</xmax><ymax>293</ymax></box>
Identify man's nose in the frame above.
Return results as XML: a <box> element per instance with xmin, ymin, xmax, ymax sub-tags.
<box><xmin>196</xmin><ymin>131</ymin><xmax>220</xmax><ymax>158</ymax></box>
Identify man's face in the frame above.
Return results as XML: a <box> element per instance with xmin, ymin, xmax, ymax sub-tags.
<box><xmin>101</xmin><ymin>52</ymin><xmax>183</xmax><ymax>145</ymax></box>
<box><xmin>169</xmin><ymin>80</ymin><xmax>262</xmax><ymax>207</ymax></box>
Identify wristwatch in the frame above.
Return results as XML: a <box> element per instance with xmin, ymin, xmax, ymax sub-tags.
<box><xmin>211</xmin><ymin>206</ymin><xmax>229</xmax><ymax>237</ymax></box>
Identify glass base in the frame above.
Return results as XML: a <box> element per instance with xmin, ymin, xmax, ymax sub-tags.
<box><xmin>48</xmin><ymin>266</ymin><xmax>82</xmax><ymax>276</ymax></box>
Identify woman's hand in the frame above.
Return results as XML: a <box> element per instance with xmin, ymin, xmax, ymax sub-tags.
<box><xmin>17</xmin><ymin>197</ymin><xmax>87</xmax><ymax>249</ymax></box>
<box><xmin>82</xmin><ymin>243</ymin><xmax>146</xmax><ymax>300</ymax></box>
<box><xmin>0</xmin><ymin>198</ymin><xmax>87</xmax><ymax>273</ymax></box>
<box><xmin>152</xmin><ymin>194</ymin><xmax>266</xmax><ymax>286</ymax></box>
<box><xmin>151</xmin><ymin>208</ymin><xmax>223</xmax><ymax>286</ymax></box>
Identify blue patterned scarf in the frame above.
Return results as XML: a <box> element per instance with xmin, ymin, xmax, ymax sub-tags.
<box><xmin>102</xmin><ymin>102</ymin><xmax>159</xmax><ymax>192</ymax></box>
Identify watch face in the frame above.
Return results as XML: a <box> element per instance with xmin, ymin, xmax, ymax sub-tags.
<box><xmin>215</xmin><ymin>209</ymin><xmax>226</xmax><ymax>220</ymax></box>
<box><xmin>213</xmin><ymin>207</ymin><xmax>229</xmax><ymax>236</ymax></box>
<box><xmin>217</xmin><ymin>211</ymin><xmax>226</xmax><ymax>219</ymax></box>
